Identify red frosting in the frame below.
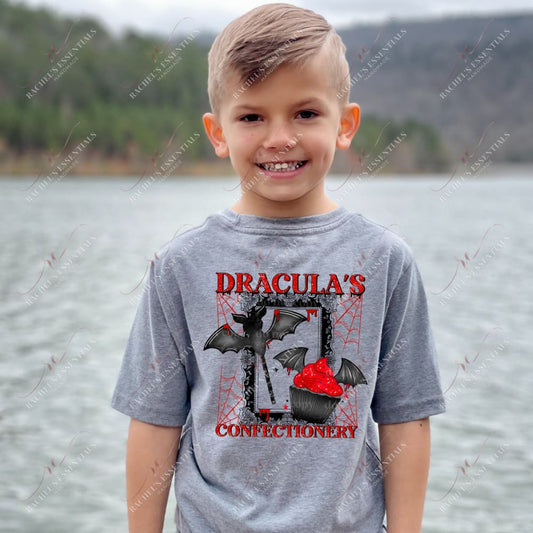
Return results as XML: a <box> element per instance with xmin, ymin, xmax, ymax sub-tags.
<box><xmin>293</xmin><ymin>357</ymin><xmax>342</xmax><ymax>397</ymax></box>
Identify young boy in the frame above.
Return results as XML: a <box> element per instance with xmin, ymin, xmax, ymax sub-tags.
<box><xmin>111</xmin><ymin>3</ymin><xmax>445</xmax><ymax>532</ymax></box>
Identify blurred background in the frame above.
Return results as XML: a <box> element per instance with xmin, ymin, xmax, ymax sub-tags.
<box><xmin>1</xmin><ymin>0</ymin><xmax>531</xmax><ymax>531</ymax></box>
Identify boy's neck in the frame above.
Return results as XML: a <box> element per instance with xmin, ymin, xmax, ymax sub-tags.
<box><xmin>230</xmin><ymin>197</ymin><xmax>340</xmax><ymax>219</ymax></box>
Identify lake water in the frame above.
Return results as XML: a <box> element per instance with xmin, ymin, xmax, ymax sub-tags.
<box><xmin>1</xmin><ymin>172</ymin><xmax>531</xmax><ymax>532</ymax></box>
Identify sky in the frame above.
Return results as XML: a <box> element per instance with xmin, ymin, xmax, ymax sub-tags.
<box><xmin>12</xmin><ymin>0</ymin><xmax>533</xmax><ymax>36</ymax></box>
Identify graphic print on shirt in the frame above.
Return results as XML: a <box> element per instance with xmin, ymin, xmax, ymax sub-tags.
<box><xmin>204</xmin><ymin>272</ymin><xmax>368</xmax><ymax>438</ymax></box>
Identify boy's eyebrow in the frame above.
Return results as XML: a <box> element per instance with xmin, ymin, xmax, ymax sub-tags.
<box><xmin>292</xmin><ymin>98</ymin><xmax>325</xmax><ymax>108</ymax></box>
<box><xmin>232</xmin><ymin>97</ymin><xmax>326</xmax><ymax>113</ymax></box>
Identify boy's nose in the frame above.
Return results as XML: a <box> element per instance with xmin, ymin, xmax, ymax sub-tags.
<box><xmin>263</xmin><ymin>123</ymin><xmax>297</xmax><ymax>152</ymax></box>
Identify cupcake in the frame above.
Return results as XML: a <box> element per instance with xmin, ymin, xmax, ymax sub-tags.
<box><xmin>290</xmin><ymin>358</ymin><xmax>343</xmax><ymax>424</ymax></box>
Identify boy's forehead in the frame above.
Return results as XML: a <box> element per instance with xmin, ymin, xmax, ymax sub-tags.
<box><xmin>220</xmin><ymin>51</ymin><xmax>338</xmax><ymax>114</ymax></box>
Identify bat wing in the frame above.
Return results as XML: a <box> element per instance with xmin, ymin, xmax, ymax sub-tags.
<box><xmin>273</xmin><ymin>347</ymin><xmax>308</xmax><ymax>373</ymax></box>
<box><xmin>334</xmin><ymin>358</ymin><xmax>367</xmax><ymax>387</ymax></box>
<box><xmin>265</xmin><ymin>309</ymin><xmax>307</xmax><ymax>342</ymax></box>
<box><xmin>204</xmin><ymin>325</ymin><xmax>248</xmax><ymax>354</ymax></box>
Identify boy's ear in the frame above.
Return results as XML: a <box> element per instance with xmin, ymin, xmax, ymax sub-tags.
<box><xmin>336</xmin><ymin>103</ymin><xmax>361</xmax><ymax>150</ymax></box>
<box><xmin>202</xmin><ymin>113</ymin><xmax>229</xmax><ymax>158</ymax></box>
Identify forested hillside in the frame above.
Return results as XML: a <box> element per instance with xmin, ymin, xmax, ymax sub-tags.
<box><xmin>0</xmin><ymin>0</ymin><xmax>530</xmax><ymax>175</ymax></box>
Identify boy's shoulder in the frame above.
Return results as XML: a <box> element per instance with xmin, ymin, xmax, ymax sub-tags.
<box><xmin>156</xmin><ymin>211</ymin><xmax>221</xmax><ymax>259</ymax></box>
<box><xmin>352</xmin><ymin>212</ymin><xmax>417</xmax><ymax>269</ymax></box>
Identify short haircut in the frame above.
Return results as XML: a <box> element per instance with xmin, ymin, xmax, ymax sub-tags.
<box><xmin>207</xmin><ymin>3</ymin><xmax>350</xmax><ymax>115</ymax></box>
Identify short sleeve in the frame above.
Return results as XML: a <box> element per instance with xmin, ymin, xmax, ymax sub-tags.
<box><xmin>111</xmin><ymin>261</ymin><xmax>190</xmax><ymax>426</ymax></box>
<box><xmin>371</xmin><ymin>258</ymin><xmax>446</xmax><ymax>424</ymax></box>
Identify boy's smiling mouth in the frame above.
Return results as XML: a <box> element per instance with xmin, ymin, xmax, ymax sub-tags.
<box><xmin>256</xmin><ymin>160</ymin><xmax>308</xmax><ymax>172</ymax></box>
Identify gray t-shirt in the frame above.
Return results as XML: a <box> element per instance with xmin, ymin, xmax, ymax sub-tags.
<box><xmin>111</xmin><ymin>206</ymin><xmax>445</xmax><ymax>533</ymax></box>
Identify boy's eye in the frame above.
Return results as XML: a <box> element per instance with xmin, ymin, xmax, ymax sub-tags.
<box><xmin>297</xmin><ymin>110</ymin><xmax>317</xmax><ymax>119</ymax></box>
<box><xmin>240</xmin><ymin>114</ymin><xmax>261</xmax><ymax>122</ymax></box>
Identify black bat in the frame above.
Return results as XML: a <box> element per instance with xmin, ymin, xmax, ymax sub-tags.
<box><xmin>334</xmin><ymin>358</ymin><xmax>367</xmax><ymax>387</ymax></box>
<box><xmin>275</xmin><ymin>351</ymin><xmax>367</xmax><ymax>389</ymax></box>
<box><xmin>273</xmin><ymin>347</ymin><xmax>308</xmax><ymax>373</ymax></box>
<box><xmin>204</xmin><ymin>306</ymin><xmax>306</xmax><ymax>404</ymax></box>
<box><xmin>203</xmin><ymin>325</ymin><xmax>248</xmax><ymax>354</ymax></box>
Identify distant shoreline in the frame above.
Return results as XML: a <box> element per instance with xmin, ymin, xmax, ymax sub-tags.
<box><xmin>0</xmin><ymin>154</ymin><xmax>235</xmax><ymax>177</ymax></box>
<box><xmin>1</xmin><ymin>152</ymin><xmax>531</xmax><ymax>178</ymax></box>
<box><xmin>1</xmin><ymin>163</ymin><xmax>531</xmax><ymax>178</ymax></box>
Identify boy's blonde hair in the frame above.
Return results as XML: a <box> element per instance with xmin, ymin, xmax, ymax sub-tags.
<box><xmin>207</xmin><ymin>3</ymin><xmax>350</xmax><ymax>116</ymax></box>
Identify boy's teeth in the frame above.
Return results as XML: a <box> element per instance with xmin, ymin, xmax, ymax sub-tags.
<box><xmin>259</xmin><ymin>161</ymin><xmax>305</xmax><ymax>172</ymax></box>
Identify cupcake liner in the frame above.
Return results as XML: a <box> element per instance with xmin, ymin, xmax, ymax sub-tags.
<box><xmin>290</xmin><ymin>385</ymin><xmax>341</xmax><ymax>424</ymax></box>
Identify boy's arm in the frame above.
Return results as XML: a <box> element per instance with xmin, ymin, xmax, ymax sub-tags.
<box><xmin>126</xmin><ymin>418</ymin><xmax>182</xmax><ymax>533</ymax></box>
<box><xmin>378</xmin><ymin>418</ymin><xmax>430</xmax><ymax>533</ymax></box>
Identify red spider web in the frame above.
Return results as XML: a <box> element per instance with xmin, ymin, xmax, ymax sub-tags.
<box><xmin>216</xmin><ymin>365</ymin><xmax>244</xmax><ymax>425</ymax></box>
<box><xmin>333</xmin><ymin>294</ymin><xmax>363</xmax><ymax>360</ymax></box>
<box><xmin>215</xmin><ymin>292</ymin><xmax>242</xmax><ymax>328</ymax></box>
<box><xmin>332</xmin><ymin>294</ymin><xmax>364</xmax><ymax>428</ymax></box>
<box><xmin>335</xmin><ymin>387</ymin><xmax>359</xmax><ymax>427</ymax></box>
<box><xmin>215</xmin><ymin>292</ymin><xmax>245</xmax><ymax>425</ymax></box>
